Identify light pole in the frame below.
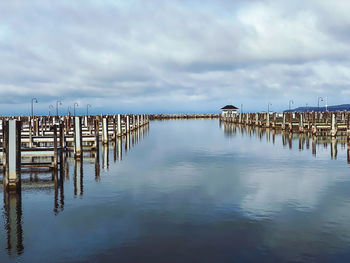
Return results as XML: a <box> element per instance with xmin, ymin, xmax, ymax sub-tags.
<box><xmin>49</xmin><ymin>104</ymin><xmax>54</xmax><ymax>116</ymax></box>
<box><xmin>241</xmin><ymin>104</ymin><xmax>243</xmax><ymax>114</ymax></box>
<box><xmin>74</xmin><ymin>102</ymin><xmax>79</xmax><ymax>116</ymax></box>
<box><xmin>87</xmin><ymin>104</ymin><xmax>91</xmax><ymax>116</ymax></box>
<box><xmin>318</xmin><ymin>97</ymin><xmax>323</xmax><ymax>111</ymax></box>
<box><xmin>56</xmin><ymin>100</ymin><xmax>62</xmax><ymax>116</ymax></box>
<box><xmin>31</xmin><ymin>98</ymin><xmax>38</xmax><ymax>117</ymax></box>
<box><xmin>67</xmin><ymin>106</ymin><xmax>72</xmax><ymax>115</ymax></box>
<box><xmin>268</xmin><ymin>102</ymin><xmax>272</xmax><ymax>113</ymax></box>
<box><xmin>289</xmin><ymin>100</ymin><xmax>294</xmax><ymax>111</ymax></box>
<box><xmin>305</xmin><ymin>103</ymin><xmax>309</xmax><ymax>112</ymax></box>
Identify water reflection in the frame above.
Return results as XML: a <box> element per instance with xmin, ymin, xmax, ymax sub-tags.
<box><xmin>74</xmin><ymin>160</ymin><xmax>83</xmax><ymax>197</ymax></box>
<box><xmin>1</xmin><ymin>123</ymin><xmax>150</xmax><ymax>258</ymax></box>
<box><xmin>102</xmin><ymin>144</ymin><xmax>109</xmax><ymax>171</ymax></box>
<box><xmin>221</xmin><ymin>122</ymin><xmax>349</xmax><ymax>163</ymax></box>
<box><xmin>3</xmin><ymin>190</ymin><xmax>23</xmax><ymax>256</ymax></box>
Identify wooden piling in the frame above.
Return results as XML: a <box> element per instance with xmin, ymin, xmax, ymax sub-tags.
<box><xmin>3</xmin><ymin>120</ymin><xmax>21</xmax><ymax>191</ymax></box>
<box><xmin>74</xmin><ymin>116</ymin><xmax>82</xmax><ymax>159</ymax></box>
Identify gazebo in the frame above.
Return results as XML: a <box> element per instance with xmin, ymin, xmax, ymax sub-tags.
<box><xmin>221</xmin><ymin>105</ymin><xmax>239</xmax><ymax>117</ymax></box>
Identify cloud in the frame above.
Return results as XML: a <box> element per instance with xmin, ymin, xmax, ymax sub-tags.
<box><xmin>0</xmin><ymin>0</ymin><xmax>349</xmax><ymax>114</ymax></box>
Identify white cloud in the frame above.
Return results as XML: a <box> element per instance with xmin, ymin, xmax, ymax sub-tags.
<box><xmin>0</xmin><ymin>0</ymin><xmax>349</xmax><ymax>114</ymax></box>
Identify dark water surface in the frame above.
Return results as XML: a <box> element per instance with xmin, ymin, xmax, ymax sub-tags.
<box><xmin>1</xmin><ymin>119</ymin><xmax>350</xmax><ymax>262</ymax></box>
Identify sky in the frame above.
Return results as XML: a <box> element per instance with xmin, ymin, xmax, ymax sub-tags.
<box><xmin>0</xmin><ymin>0</ymin><xmax>349</xmax><ymax>115</ymax></box>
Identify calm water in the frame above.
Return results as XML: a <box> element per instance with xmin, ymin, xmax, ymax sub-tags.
<box><xmin>1</xmin><ymin>119</ymin><xmax>350</xmax><ymax>262</ymax></box>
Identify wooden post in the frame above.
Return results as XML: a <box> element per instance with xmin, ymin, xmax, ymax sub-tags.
<box><xmin>266</xmin><ymin>113</ymin><xmax>270</xmax><ymax>128</ymax></box>
<box><xmin>117</xmin><ymin>114</ymin><xmax>122</xmax><ymax>136</ymax></box>
<box><xmin>102</xmin><ymin>117</ymin><xmax>108</xmax><ymax>145</ymax></box>
<box><xmin>74</xmin><ymin>116</ymin><xmax>82</xmax><ymax>158</ymax></box>
<box><xmin>52</xmin><ymin>125</ymin><xmax>58</xmax><ymax>170</ymax></box>
<box><xmin>4</xmin><ymin>120</ymin><xmax>21</xmax><ymax>191</ymax></box>
<box><xmin>299</xmin><ymin>113</ymin><xmax>304</xmax><ymax>133</ymax></box>
<box><xmin>331</xmin><ymin>112</ymin><xmax>337</xmax><ymax>137</ymax></box>
<box><xmin>94</xmin><ymin>119</ymin><xmax>100</xmax><ymax>154</ymax></box>
<box><xmin>29</xmin><ymin>117</ymin><xmax>33</xmax><ymax>148</ymax></box>
<box><xmin>113</xmin><ymin>116</ymin><xmax>117</xmax><ymax>140</ymax></box>
<box><xmin>126</xmin><ymin>116</ymin><xmax>130</xmax><ymax>133</ymax></box>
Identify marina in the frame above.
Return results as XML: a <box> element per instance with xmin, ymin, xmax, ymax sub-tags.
<box><xmin>1</xmin><ymin>118</ymin><xmax>350</xmax><ymax>262</ymax></box>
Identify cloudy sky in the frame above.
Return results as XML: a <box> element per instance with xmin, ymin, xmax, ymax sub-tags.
<box><xmin>1</xmin><ymin>0</ymin><xmax>349</xmax><ymax>115</ymax></box>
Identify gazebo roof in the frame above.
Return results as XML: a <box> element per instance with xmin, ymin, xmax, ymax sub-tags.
<box><xmin>221</xmin><ymin>105</ymin><xmax>239</xmax><ymax>110</ymax></box>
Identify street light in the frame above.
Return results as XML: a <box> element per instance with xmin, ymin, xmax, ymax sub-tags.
<box><xmin>268</xmin><ymin>102</ymin><xmax>272</xmax><ymax>113</ymax></box>
<box><xmin>67</xmin><ymin>106</ymin><xmax>72</xmax><ymax>115</ymax></box>
<box><xmin>49</xmin><ymin>104</ymin><xmax>54</xmax><ymax>116</ymax></box>
<box><xmin>289</xmin><ymin>100</ymin><xmax>294</xmax><ymax>111</ymax></box>
<box><xmin>31</xmin><ymin>98</ymin><xmax>38</xmax><ymax>117</ymax></box>
<box><xmin>305</xmin><ymin>103</ymin><xmax>309</xmax><ymax>112</ymax></box>
<box><xmin>318</xmin><ymin>97</ymin><xmax>323</xmax><ymax>111</ymax></box>
<box><xmin>74</xmin><ymin>102</ymin><xmax>79</xmax><ymax>116</ymax></box>
<box><xmin>87</xmin><ymin>104</ymin><xmax>91</xmax><ymax>116</ymax></box>
<box><xmin>56</xmin><ymin>100</ymin><xmax>62</xmax><ymax>116</ymax></box>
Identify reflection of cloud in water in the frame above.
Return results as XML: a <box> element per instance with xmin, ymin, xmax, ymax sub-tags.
<box><xmin>240</xmin><ymin>166</ymin><xmax>342</xmax><ymax>218</ymax></box>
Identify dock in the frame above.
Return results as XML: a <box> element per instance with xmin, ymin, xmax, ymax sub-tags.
<box><xmin>221</xmin><ymin>111</ymin><xmax>350</xmax><ymax>139</ymax></box>
<box><xmin>0</xmin><ymin>114</ymin><xmax>149</xmax><ymax>191</ymax></box>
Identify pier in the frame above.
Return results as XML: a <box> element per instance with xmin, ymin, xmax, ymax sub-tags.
<box><xmin>220</xmin><ymin>111</ymin><xmax>350</xmax><ymax>139</ymax></box>
<box><xmin>0</xmin><ymin>114</ymin><xmax>149</xmax><ymax>191</ymax></box>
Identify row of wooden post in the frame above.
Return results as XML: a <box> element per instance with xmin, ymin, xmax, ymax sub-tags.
<box><xmin>221</xmin><ymin>112</ymin><xmax>350</xmax><ymax>138</ymax></box>
<box><xmin>2</xmin><ymin>114</ymin><xmax>150</xmax><ymax>191</ymax></box>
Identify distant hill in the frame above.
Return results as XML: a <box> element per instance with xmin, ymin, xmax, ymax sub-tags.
<box><xmin>284</xmin><ymin>104</ymin><xmax>350</xmax><ymax>112</ymax></box>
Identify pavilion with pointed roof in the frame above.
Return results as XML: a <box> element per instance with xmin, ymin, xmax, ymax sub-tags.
<box><xmin>221</xmin><ymin>105</ymin><xmax>239</xmax><ymax>117</ymax></box>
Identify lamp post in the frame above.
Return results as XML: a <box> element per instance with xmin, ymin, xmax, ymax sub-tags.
<box><xmin>305</xmin><ymin>103</ymin><xmax>309</xmax><ymax>112</ymax></box>
<box><xmin>318</xmin><ymin>97</ymin><xmax>324</xmax><ymax>111</ymax></box>
<box><xmin>31</xmin><ymin>98</ymin><xmax>38</xmax><ymax>117</ymax></box>
<box><xmin>67</xmin><ymin>106</ymin><xmax>72</xmax><ymax>115</ymax></box>
<box><xmin>289</xmin><ymin>100</ymin><xmax>294</xmax><ymax>111</ymax></box>
<box><xmin>268</xmin><ymin>102</ymin><xmax>272</xmax><ymax>113</ymax></box>
<box><xmin>73</xmin><ymin>102</ymin><xmax>79</xmax><ymax>116</ymax></box>
<box><xmin>49</xmin><ymin>104</ymin><xmax>54</xmax><ymax>116</ymax></box>
<box><xmin>87</xmin><ymin>104</ymin><xmax>91</xmax><ymax>116</ymax></box>
<box><xmin>56</xmin><ymin>100</ymin><xmax>62</xmax><ymax>116</ymax></box>
<box><xmin>241</xmin><ymin>104</ymin><xmax>243</xmax><ymax>114</ymax></box>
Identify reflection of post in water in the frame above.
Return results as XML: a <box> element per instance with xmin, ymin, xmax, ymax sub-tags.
<box><xmin>266</xmin><ymin>129</ymin><xmax>270</xmax><ymax>142</ymax></box>
<box><xmin>94</xmin><ymin>151</ymin><xmax>100</xmax><ymax>182</ymax></box>
<box><xmin>125</xmin><ymin>133</ymin><xmax>131</xmax><ymax>152</ymax></box>
<box><xmin>347</xmin><ymin>144</ymin><xmax>350</xmax><ymax>164</ymax></box>
<box><xmin>288</xmin><ymin>133</ymin><xmax>293</xmax><ymax>149</ymax></box>
<box><xmin>74</xmin><ymin>159</ymin><xmax>83</xmax><ymax>196</ymax></box>
<box><xmin>312</xmin><ymin>136</ymin><xmax>317</xmax><ymax>156</ymax></box>
<box><xmin>298</xmin><ymin>134</ymin><xmax>303</xmax><ymax>151</ymax></box>
<box><xmin>272</xmin><ymin>129</ymin><xmax>275</xmax><ymax>145</ymax></box>
<box><xmin>331</xmin><ymin>138</ymin><xmax>338</xmax><ymax>160</ymax></box>
<box><xmin>117</xmin><ymin>137</ymin><xmax>123</xmax><ymax>161</ymax></box>
<box><xmin>282</xmin><ymin>131</ymin><xmax>287</xmax><ymax>147</ymax></box>
<box><xmin>113</xmin><ymin>141</ymin><xmax>116</xmax><ymax>163</ymax></box>
<box><xmin>102</xmin><ymin>144</ymin><xmax>109</xmax><ymax>170</ymax></box>
<box><xmin>3</xmin><ymin>190</ymin><xmax>24</xmax><ymax>256</ymax></box>
<box><xmin>53</xmin><ymin>167</ymin><xmax>65</xmax><ymax>214</ymax></box>
<box><xmin>306</xmin><ymin>134</ymin><xmax>310</xmax><ymax>149</ymax></box>
<box><xmin>131</xmin><ymin>131</ymin><xmax>135</xmax><ymax>147</ymax></box>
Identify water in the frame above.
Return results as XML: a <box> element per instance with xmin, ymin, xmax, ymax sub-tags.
<box><xmin>1</xmin><ymin>119</ymin><xmax>350</xmax><ymax>262</ymax></box>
